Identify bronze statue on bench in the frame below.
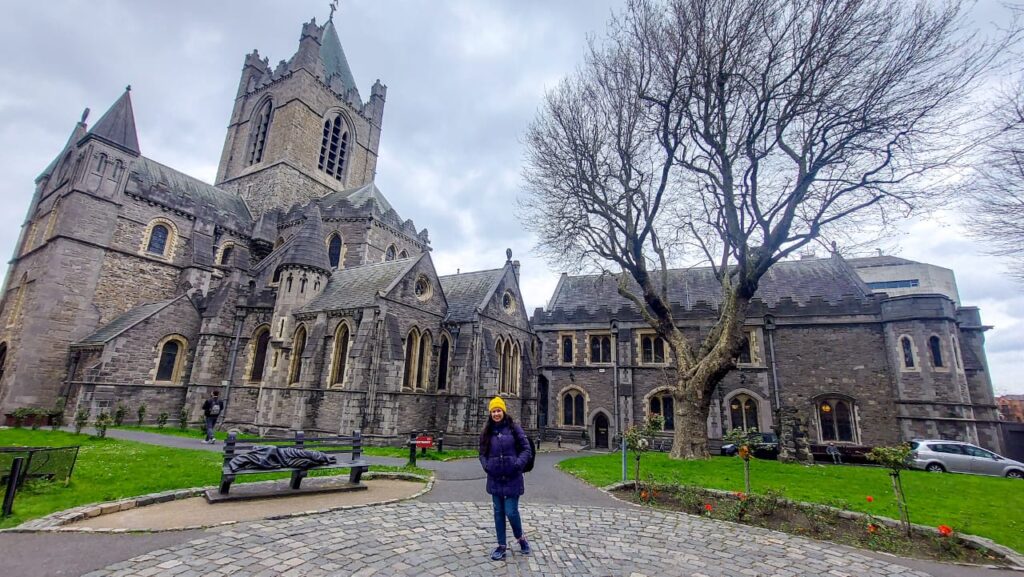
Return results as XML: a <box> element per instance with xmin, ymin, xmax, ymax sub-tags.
<box><xmin>218</xmin><ymin>430</ymin><xmax>369</xmax><ymax>495</ymax></box>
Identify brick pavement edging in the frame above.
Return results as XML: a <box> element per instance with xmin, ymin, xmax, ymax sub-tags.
<box><xmin>1</xmin><ymin>471</ymin><xmax>433</xmax><ymax>534</ymax></box>
<box><xmin>602</xmin><ymin>480</ymin><xmax>1024</xmax><ymax>570</ymax></box>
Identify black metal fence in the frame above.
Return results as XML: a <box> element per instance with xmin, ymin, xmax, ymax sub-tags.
<box><xmin>1</xmin><ymin>446</ymin><xmax>80</xmax><ymax>516</ymax></box>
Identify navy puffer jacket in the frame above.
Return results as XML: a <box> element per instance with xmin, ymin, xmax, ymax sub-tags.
<box><xmin>479</xmin><ymin>419</ymin><xmax>532</xmax><ymax>497</ymax></box>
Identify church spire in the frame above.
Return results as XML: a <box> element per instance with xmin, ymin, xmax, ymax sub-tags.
<box><xmin>86</xmin><ymin>86</ymin><xmax>140</xmax><ymax>155</ymax></box>
<box><xmin>320</xmin><ymin>17</ymin><xmax>357</xmax><ymax>94</ymax></box>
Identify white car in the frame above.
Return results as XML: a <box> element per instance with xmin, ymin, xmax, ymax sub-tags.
<box><xmin>909</xmin><ymin>440</ymin><xmax>1024</xmax><ymax>479</ymax></box>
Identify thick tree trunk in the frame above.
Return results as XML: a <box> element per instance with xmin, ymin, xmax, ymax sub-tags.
<box><xmin>670</xmin><ymin>387</ymin><xmax>713</xmax><ymax>459</ymax></box>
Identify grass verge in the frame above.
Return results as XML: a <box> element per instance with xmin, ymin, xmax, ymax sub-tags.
<box><xmin>105</xmin><ymin>426</ymin><xmax>477</xmax><ymax>461</ymax></box>
<box><xmin>559</xmin><ymin>451</ymin><xmax>1024</xmax><ymax>553</ymax></box>
<box><xmin>0</xmin><ymin>429</ymin><xmax>429</xmax><ymax>529</ymax></box>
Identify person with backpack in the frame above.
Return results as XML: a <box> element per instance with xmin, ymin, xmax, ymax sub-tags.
<box><xmin>479</xmin><ymin>396</ymin><xmax>533</xmax><ymax>561</ymax></box>
<box><xmin>201</xmin><ymin>390</ymin><xmax>224</xmax><ymax>444</ymax></box>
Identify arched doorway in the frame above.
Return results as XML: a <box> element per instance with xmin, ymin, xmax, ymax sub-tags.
<box><xmin>594</xmin><ymin>413</ymin><xmax>610</xmax><ymax>449</ymax></box>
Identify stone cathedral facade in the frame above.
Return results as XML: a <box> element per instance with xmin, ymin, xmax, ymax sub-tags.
<box><xmin>0</xmin><ymin>10</ymin><xmax>1003</xmax><ymax>456</ymax></box>
<box><xmin>0</xmin><ymin>14</ymin><xmax>536</xmax><ymax>442</ymax></box>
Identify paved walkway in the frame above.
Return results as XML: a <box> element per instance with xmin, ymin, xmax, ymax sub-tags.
<box><xmin>1</xmin><ymin>430</ymin><xmax>1018</xmax><ymax>577</ymax></box>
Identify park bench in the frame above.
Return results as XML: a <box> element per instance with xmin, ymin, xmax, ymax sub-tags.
<box><xmin>219</xmin><ymin>430</ymin><xmax>369</xmax><ymax>495</ymax></box>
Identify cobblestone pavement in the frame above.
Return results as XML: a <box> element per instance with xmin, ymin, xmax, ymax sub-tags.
<box><xmin>82</xmin><ymin>501</ymin><xmax>931</xmax><ymax>577</ymax></box>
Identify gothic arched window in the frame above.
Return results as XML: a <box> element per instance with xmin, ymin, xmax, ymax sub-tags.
<box><xmin>328</xmin><ymin>234</ymin><xmax>343</xmax><ymax>269</ymax></box>
<box><xmin>417</xmin><ymin>331</ymin><xmax>432</xmax><ymax>390</ymax></box>
<box><xmin>289</xmin><ymin>326</ymin><xmax>307</xmax><ymax>385</ymax></box>
<box><xmin>900</xmin><ymin>336</ymin><xmax>916</xmax><ymax>368</ymax></box>
<box><xmin>154</xmin><ymin>336</ymin><xmax>187</xmax><ymax>383</ymax></box>
<box><xmin>818</xmin><ymin>398</ymin><xmax>858</xmax><ymax>443</ymax></box>
<box><xmin>147</xmin><ymin>225</ymin><xmax>169</xmax><ymax>255</ymax></box>
<box><xmin>248</xmin><ymin>99</ymin><xmax>273</xmax><ymax>165</ymax></box>
<box><xmin>318</xmin><ymin>113</ymin><xmax>349</xmax><ymax>181</ymax></box>
<box><xmin>728</xmin><ymin>393</ymin><xmax>759</xmax><ymax>431</ymax></box>
<box><xmin>249</xmin><ymin>327</ymin><xmax>270</xmax><ymax>382</ymax></box>
<box><xmin>385</xmin><ymin>245</ymin><xmax>397</xmax><ymax>262</ymax></box>
<box><xmin>331</xmin><ymin>323</ymin><xmax>350</xmax><ymax>386</ymax></box>
<box><xmin>641</xmin><ymin>334</ymin><xmax>666</xmax><ymax>364</ymax></box>
<box><xmin>562</xmin><ymin>389</ymin><xmax>585</xmax><ymax>427</ymax></box>
<box><xmin>403</xmin><ymin>328</ymin><xmax>421</xmax><ymax>390</ymax></box>
<box><xmin>649</xmin><ymin>391</ymin><xmax>675</xmax><ymax>430</ymax></box>
<box><xmin>561</xmin><ymin>334</ymin><xmax>573</xmax><ymax>364</ymax></box>
<box><xmin>437</xmin><ymin>334</ymin><xmax>451</xmax><ymax>390</ymax></box>
<box><xmin>929</xmin><ymin>336</ymin><xmax>944</xmax><ymax>367</ymax></box>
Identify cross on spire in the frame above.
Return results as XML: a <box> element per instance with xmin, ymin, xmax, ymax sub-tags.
<box><xmin>329</xmin><ymin>0</ymin><xmax>338</xmax><ymax>21</ymax></box>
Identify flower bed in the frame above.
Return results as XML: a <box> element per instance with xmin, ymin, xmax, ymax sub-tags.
<box><xmin>610</xmin><ymin>482</ymin><xmax>1016</xmax><ymax>567</ymax></box>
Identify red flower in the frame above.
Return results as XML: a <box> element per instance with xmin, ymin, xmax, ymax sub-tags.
<box><xmin>867</xmin><ymin>523</ymin><xmax>879</xmax><ymax>534</ymax></box>
<box><xmin>938</xmin><ymin>525</ymin><xmax>954</xmax><ymax>537</ymax></box>
<box><xmin>866</xmin><ymin>496</ymin><xmax>874</xmax><ymax>503</ymax></box>
<box><xmin>640</xmin><ymin>490</ymin><xmax>649</xmax><ymax>501</ymax></box>
<box><xmin>704</xmin><ymin>503</ymin><xmax>713</xmax><ymax>511</ymax></box>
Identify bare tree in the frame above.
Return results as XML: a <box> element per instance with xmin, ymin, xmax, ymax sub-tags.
<box><xmin>521</xmin><ymin>0</ymin><xmax>1013</xmax><ymax>458</ymax></box>
<box><xmin>967</xmin><ymin>79</ymin><xmax>1024</xmax><ymax>280</ymax></box>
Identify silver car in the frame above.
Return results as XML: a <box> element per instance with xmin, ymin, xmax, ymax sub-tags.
<box><xmin>909</xmin><ymin>440</ymin><xmax>1024</xmax><ymax>479</ymax></box>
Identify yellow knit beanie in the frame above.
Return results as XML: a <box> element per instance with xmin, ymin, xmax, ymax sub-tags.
<box><xmin>488</xmin><ymin>396</ymin><xmax>507</xmax><ymax>413</ymax></box>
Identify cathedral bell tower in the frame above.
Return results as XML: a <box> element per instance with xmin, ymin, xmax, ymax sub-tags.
<box><xmin>214</xmin><ymin>14</ymin><xmax>386</xmax><ymax>217</ymax></box>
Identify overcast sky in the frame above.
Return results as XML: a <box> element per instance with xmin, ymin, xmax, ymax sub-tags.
<box><xmin>0</xmin><ymin>0</ymin><xmax>1020</xmax><ymax>394</ymax></box>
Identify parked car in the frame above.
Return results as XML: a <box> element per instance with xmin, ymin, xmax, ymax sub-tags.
<box><xmin>909</xmin><ymin>440</ymin><xmax>1024</xmax><ymax>479</ymax></box>
<box><xmin>721</xmin><ymin>432</ymin><xmax>779</xmax><ymax>459</ymax></box>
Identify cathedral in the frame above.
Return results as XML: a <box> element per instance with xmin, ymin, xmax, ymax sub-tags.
<box><xmin>0</xmin><ymin>10</ymin><xmax>1004</xmax><ymax>455</ymax></box>
<box><xmin>0</xmin><ymin>13</ymin><xmax>536</xmax><ymax>443</ymax></box>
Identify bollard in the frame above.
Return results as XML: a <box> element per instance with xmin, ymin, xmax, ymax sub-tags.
<box><xmin>408</xmin><ymin>431</ymin><xmax>417</xmax><ymax>467</ymax></box>
<box><xmin>557</xmin><ymin>434</ymin><xmax>562</xmax><ymax>448</ymax></box>
<box><xmin>2</xmin><ymin>457</ymin><xmax>25</xmax><ymax>517</ymax></box>
<box><xmin>437</xmin><ymin>435</ymin><xmax>444</xmax><ymax>454</ymax></box>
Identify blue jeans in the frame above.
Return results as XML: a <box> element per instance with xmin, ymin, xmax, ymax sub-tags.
<box><xmin>491</xmin><ymin>494</ymin><xmax>523</xmax><ymax>547</ymax></box>
<box><xmin>204</xmin><ymin>416</ymin><xmax>217</xmax><ymax>441</ymax></box>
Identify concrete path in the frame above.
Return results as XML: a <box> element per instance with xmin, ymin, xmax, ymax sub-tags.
<box><xmin>2</xmin><ymin>430</ymin><xmax>1018</xmax><ymax>576</ymax></box>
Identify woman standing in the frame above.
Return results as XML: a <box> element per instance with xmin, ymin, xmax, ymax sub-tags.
<box><xmin>479</xmin><ymin>396</ymin><xmax>533</xmax><ymax>561</ymax></box>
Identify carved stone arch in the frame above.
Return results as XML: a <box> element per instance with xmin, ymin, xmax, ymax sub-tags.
<box><xmin>897</xmin><ymin>333</ymin><xmax>920</xmax><ymax>372</ymax></box>
<box><xmin>811</xmin><ymin>393</ymin><xmax>860</xmax><ymax>444</ymax></box>
<box><xmin>216</xmin><ymin>240</ymin><xmax>237</xmax><ymax>266</ymax></box>
<box><xmin>417</xmin><ymin>329</ymin><xmax>433</xmax><ymax>390</ymax></box>
<box><xmin>643</xmin><ymin>386</ymin><xmax>677</xmax><ymax>431</ymax></box>
<box><xmin>152</xmin><ymin>333</ymin><xmax>189</xmax><ymax>384</ymax></box>
<box><xmin>140</xmin><ymin>217</ymin><xmax>179</xmax><ymax>261</ymax></box>
<box><xmin>329</xmin><ymin>319</ymin><xmax>354</xmax><ymax>387</ymax></box>
<box><xmin>556</xmin><ymin>384</ymin><xmax>588</xmax><ymax>428</ymax></box>
<box><xmin>318</xmin><ymin>107</ymin><xmax>355</xmax><ymax>182</ymax></box>
<box><xmin>288</xmin><ymin>324</ymin><xmax>309</xmax><ymax>385</ymax></box>
<box><xmin>723</xmin><ymin>387</ymin><xmax>771</xmax><ymax>432</ymax></box>
<box><xmin>436</xmin><ymin>330</ymin><xmax>453</xmax><ymax>391</ymax></box>
<box><xmin>247</xmin><ymin>95</ymin><xmax>274</xmax><ymax>165</ymax></box>
<box><xmin>325</xmin><ymin>230</ymin><xmax>345</xmax><ymax>269</ymax></box>
<box><xmin>402</xmin><ymin>327</ymin><xmax>422</xmax><ymax>391</ymax></box>
<box><xmin>245</xmin><ymin>324</ymin><xmax>272</xmax><ymax>382</ymax></box>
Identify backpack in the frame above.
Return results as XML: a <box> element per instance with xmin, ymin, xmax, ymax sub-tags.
<box><xmin>209</xmin><ymin>401</ymin><xmax>222</xmax><ymax>416</ymax></box>
<box><xmin>522</xmin><ymin>435</ymin><xmax>537</xmax><ymax>473</ymax></box>
<box><xmin>516</xmin><ymin>428</ymin><xmax>540</xmax><ymax>473</ymax></box>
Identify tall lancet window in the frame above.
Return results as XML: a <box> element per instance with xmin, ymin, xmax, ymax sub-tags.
<box><xmin>318</xmin><ymin>114</ymin><xmax>350</xmax><ymax>181</ymax></box>
<box><xmin>248</xmin><ymin>99</ymin><xmax>273</xmax><ymax>165</ymax></box>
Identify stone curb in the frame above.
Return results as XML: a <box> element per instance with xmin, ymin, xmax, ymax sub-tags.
<box><xmin>602</xmin><ymin>480</ymin><xmax>1024</xmax><ymax>570</ymax></box>
<box><xmin>1</xmin><ymin>472</ymin><xmax>434</xmax><ymax>534</ymax></box>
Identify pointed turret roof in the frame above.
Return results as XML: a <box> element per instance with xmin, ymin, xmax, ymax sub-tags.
<box><xmin>86</xmin><ymin>86</ymin><xmax>140</xmax><ymax>155</ymax></box>
<box><xmin>320</xmin><ymin>19</ymin><xmax>357</xmax><ymax>93</ymax></box>
<box><xmin>37</xmin><ymin>109</ymin><xmax>89</xmax><ymax>182</ymax></box>
<box><xmin>276</xmin><ymin>207</ymin><xmax>332</xmax><ymax>275</ymax></box>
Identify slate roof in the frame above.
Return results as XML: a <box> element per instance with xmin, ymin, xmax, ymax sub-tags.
<box><xmin>76</xmin><ymin>298</ymin><xmax>181</xmax><ymax>344</ymax></box>
<box><xmin>129</xmin><ymin>157</ymin><xmax>252</xmax><ymax>231</ymax></box>
<box><xmin>846</xmin><ymin>256</ymin><xmax>918</xmax><ymax>268</ymax></box>
<box><xmin>299</xmin><ymin>257</ymin><xmax>418</xmax><ymax>312</ymax></box>
<box><xmin>543</xmin><ymin>256</ymin><xmax>872</xmax><ymax>318</ymax></box>
<box><xmin>276</xmin><ymin>207</ymin><xmax>331</xmax><ymax>274</ymax></box>
<box><xmin>320</xmin><ymin>19</ymin><xmax>358</xmax><ymax>96</ymax></box>
<box><xmin>86</xmin><ymin>87</ymin><xmax>140</xmax><ymax>155</ymax></box>
<box><xmin>322</xmin><ymin>181</ymin><xmax>395</xmax><ymax>214</ymax></box>
<box><xmin>439</xmin><ymin>268</ymin><xmax>505</xmax><ymax>323</ymax></box>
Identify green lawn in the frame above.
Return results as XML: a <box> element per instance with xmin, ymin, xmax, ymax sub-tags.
<box><xmin>108</xmin><ymin>426</ymin><xmax>477</xmax><ymax>461</ymax></box>
<box><xmin>0</xmin><ymin>429</ymin><xmax>428</xmax><ymax>529</ymax></box>
<box><xmin>560</xmin><ymin>452</ymin><xmax>1024</xmax><ymax>553</ymax></box>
